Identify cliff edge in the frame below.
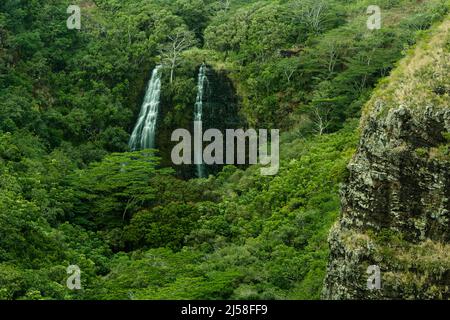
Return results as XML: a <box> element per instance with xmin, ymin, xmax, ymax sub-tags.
<box><xmin>324</xmin><ymin>17</ymin><xmax>450</xmax><ymax>299</ymax></box>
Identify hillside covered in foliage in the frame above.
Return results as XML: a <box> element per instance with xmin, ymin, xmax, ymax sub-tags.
<box><xmin>0</xmin><ymin>0</ymin><xmax>448</xmax><ymax>299</ymax></box>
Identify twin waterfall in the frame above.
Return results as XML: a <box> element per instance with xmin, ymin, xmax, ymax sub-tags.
<box><xmin>129</xmin><ymin>65</ymin><xmax>162</xmax><ymax>151</ymax></box>
<box><xmin>194</xmin><ymin>63</ymin><xmax>208</xmax><ymax>178</ymax></box>
<box><xmin>129</xmin><ymin>64</ymin><xmax>209</xmax><ymax>178</ymax></box>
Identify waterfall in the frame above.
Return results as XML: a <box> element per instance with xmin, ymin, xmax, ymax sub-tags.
<box><xmin>129</xmin><ymin>65</ymin><xmax>162</xmax><ymax>151</ymax></box>
<box><xmin>194</xmin><ymin>64</ymin><xmax>208</xmax><ymax>178</ymax></box>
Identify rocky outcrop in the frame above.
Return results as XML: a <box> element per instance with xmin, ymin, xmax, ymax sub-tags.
<box><xmin>324</xmin><ymin>18</ymin><xmax>450</xmax><ymax>299</ymax></box>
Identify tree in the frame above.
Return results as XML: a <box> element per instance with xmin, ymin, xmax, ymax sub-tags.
<box><xmin>124</xmin><ymin>202</ymin><xmax>200</xmax><ymax>249</ymax></box>
<box><xmin>325</xmin><ymin>40</ymin><xmax>339</xmax><ymax>75</ymax></box>
<box><xmin>70</xmin><ymin>151</ymin><xmax>173</xmax><ymax>227</ymax></box>
<box><xmin>311</xmin><ymin>105</ymin><xmax>331</xmax><ymax>136</ymax></box>
<box><xmin>219</xmin><ymin>0</ymin><xmax>231</xmax><ymax>12</ymax></box>
<box><xmin>295</xmin><ymin>0</ymin><xmax>328</xmax><ymax>35</ymax></box>
<box><xmin>278</xmin><ymin>59</ymin><xmax>298</xmax><ymax>83</ymax></box>
<box><xmin>159</xmin><ymin>28</ymin><xmax>197</xmax><ymax>83</ymax></box>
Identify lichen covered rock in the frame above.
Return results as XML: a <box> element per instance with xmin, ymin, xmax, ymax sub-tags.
<box><xmin>324</xmin><ymin>17</ymin><xmax>450</xmax><ymax>299</ymax></box>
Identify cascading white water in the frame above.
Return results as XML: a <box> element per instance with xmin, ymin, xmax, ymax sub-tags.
<box><xmin>129</xmin><ymin>65</ymin><xmax>162</xmax><ymax>151</ymax></box>
<box><xmin>194</xmin><ymin>64</ymin><xmax>207</xmax><ymax>178</ymax></box>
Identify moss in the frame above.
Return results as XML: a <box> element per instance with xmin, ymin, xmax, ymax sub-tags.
<box><xmin>340</xmin><ymin>228</ymin><xmax>450</xmax><ymax>298</ymax></box>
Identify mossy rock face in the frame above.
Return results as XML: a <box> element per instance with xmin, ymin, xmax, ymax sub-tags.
<box><xmin>324</xmin><ymin>17</ymin><xmax>450</xmax><ymax>299</ymax></box>
<box><xmin>324</xmin><ymin>225</ymin><xmax>450</xmax><ymax>299</ymax></box>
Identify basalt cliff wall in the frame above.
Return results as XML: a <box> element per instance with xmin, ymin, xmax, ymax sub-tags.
<box><xmin>324</xmin><ymin>17</ymin><xmax>450</xmax><ymax>299</ymax></box>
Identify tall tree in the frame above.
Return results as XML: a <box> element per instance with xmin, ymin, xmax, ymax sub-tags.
<box><xmin>159</xmin><ymin>28</ymin><xmax>197</xmax><ymax>83</ymax></box>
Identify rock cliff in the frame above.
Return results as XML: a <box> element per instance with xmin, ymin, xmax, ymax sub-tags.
<box><xmin>324</xmin><ymin>17</ymin><xmax>450</xmax><ymax>299</ymax></box>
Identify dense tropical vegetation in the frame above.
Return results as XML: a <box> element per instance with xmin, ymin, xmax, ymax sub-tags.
<box><xmin>0</xmin><ymin>0</ymin><xmax>448</xmax><ymax>299</ymax></box>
